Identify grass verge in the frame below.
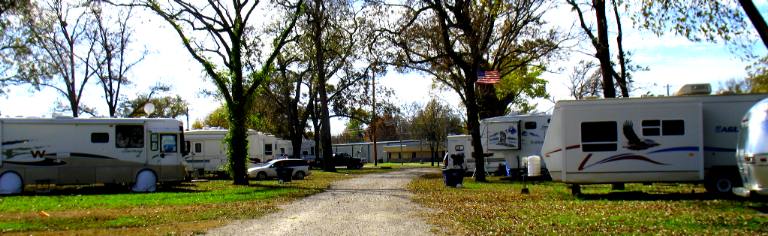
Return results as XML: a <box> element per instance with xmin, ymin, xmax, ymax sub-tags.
<box><xmin>0</xmin><ymin>165</ymin><xmax>414</xmax><ymax>235</ymax></box>
<box><xmin>409</xmin><ymin>173</ymin><xmax>768</xmax><ymax>235</ymax></box>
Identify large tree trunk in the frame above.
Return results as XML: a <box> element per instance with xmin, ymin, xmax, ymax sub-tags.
<box><xmin>312</xmin><ymin>0</ymin><xmax>335</xmax><ymax>172</ymax></box>
<box><xmin>228</xmin><ymin>101</ymin><xmax>249</xmax><ymax>185</ymax></box>
<box><xmin>612</xmin><ymin>0</ymin><xmax>629</xmax><ymax>98</ymax></box>
<box><xmin>738</xmin><ymin>0</ymin><xmax>768</xmax><ymax>49</ymax></box>
<box><xmin>477</xmin><ymin>85</ymin><xmax>507</xmax><ymax>119</ymax></box>
<box><xmin>465</xmin><ymin>72</ymin><xmax>486</xmax><ymax>182</ymax></box>
<box><xmin>288</xmin><ymin>109</ymin><xmax>303</xmax><ymax>160</ymax></box>
<box><xmin>594</xmin><ymin>0</ymin><xmax>615</xmax><ymax>98</ymax></box>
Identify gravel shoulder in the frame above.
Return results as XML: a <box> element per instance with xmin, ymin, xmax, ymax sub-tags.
<box><xmin>207</xmin><ymin>168</ymin><xmax>440</xmax><ymax>236</ymax></box>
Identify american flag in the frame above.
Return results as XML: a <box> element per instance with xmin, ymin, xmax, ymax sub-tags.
<box><xmin>477</xmin><ymin>70</ymin><xmax>500</xmax><ymax>84</ymax></box>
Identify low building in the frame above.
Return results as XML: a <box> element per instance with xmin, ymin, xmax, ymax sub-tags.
<box><xmin>332</xmin><ymin>140</ymin><xmax>446</xmax><ymax>163</ymax></box>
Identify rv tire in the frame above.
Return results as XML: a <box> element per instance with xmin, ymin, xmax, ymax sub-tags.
<box><xmin>706</xmin><ymin>175</ymin><xmax>736</xmax><ymax>194</ymax></box>
<box><xmin>132</xmin><ymin>170</ymin><xmax>157</xmax><ymax>193</ymax></box>
<box><xmin>0</xmin><ymin>171</ymin><xmax>23</xmax><ymax>195</ymax></box>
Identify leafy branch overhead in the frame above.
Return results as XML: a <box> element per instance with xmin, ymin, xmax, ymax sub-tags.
<box><xmin>142</xmin><ymin>0</ymin><xmax>305</xmax><ymax>185</ymax></box>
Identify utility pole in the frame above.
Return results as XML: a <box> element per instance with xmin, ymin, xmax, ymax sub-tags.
<box><xmin>372</xmin><ymin>62</ymin><xmax>378</xmax><ymax>166</ymax></box>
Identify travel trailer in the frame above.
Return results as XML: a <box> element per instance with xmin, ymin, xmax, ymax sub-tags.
<box><xmin>446</xmin><ymin>135</ymin><xmax>498</xmax><ymax>174</ymax></box>
<box><xmin>0</xmin><ymin>118</ymin><xmax>188</xmax><ymax>194</ymax></box>
<box><xmin>480</xmin><ymin>114</ymin><xmax>550</xmax><ymax>177</ymax></box>
<box><xmin>733</xmin><ymin>98</ymin><xmax>768</xmax><ymax>197</ymax></box>
<box><xmin>542</xmin><ymin>92</ymin><xmax>767</xmax><ymax>194</ymax></box>
<box><xmin>184</xmin><ymin>128</ymin><xmax>315</xmax><ymax>176</ymax></box>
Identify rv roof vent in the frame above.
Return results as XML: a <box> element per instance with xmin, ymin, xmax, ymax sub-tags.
<box><xmin>675</xmin><ymin>83</ymin><xmax>711</xmax><ymax>96</ymax></box>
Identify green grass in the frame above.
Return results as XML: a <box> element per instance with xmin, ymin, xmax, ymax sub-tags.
<box><xmin>409</xmin><ymin>173</ymin><xmax>768</xmax><ymax>235</ymax></box>
<box><xmin>0</xmin><ymin>166</ymin><xmax>404</xmax><ymax>235</ymax></box>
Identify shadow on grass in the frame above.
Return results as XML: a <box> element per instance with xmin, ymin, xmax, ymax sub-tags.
<box><xmin>575</xmin><ymin>191</ymin><xmax>742</xmax><ymax>201</ymax></box>
<box><xmin>19</xmin><ymin>182</ymin><xmax>208</xmax><ymax>196</ymax></box>
<box><xmin>246</xmin><ymin>180</ymin><xmax>326</xmax><ymax>191</ymax></box>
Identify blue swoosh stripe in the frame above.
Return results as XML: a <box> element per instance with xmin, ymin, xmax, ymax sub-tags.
<box><xmin>648</xmin><ymin>146</ymin><xmax>699</xmax><ymax>154</ymax></box>
<box><xmin>704</xmin><ymin>147</ymin><xmax>736</xmax><ymax>152</ymax></box>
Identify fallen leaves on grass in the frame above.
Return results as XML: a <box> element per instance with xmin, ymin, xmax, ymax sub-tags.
<box><xmin>408</xmin><ymin>173</ymin><xmax>768</xmax><ymax>235</ymax></box>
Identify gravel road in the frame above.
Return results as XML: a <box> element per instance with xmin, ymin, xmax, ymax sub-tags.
<box><xmin>207</xmin><ymin>168</ymin><xmax>439</xmax><ymax>236</ymax></box>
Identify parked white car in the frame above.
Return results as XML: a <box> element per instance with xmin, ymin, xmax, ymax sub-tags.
<box><xmin>247</xmin><ymin>159</ymin><xmax>311</xmax><ymax>180</ymax></box>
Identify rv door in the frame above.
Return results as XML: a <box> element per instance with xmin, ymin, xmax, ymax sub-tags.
<box><xmin>148</xmin><ymin>130</ymin><xmax>185</xmax><ymax>181</ymax></box>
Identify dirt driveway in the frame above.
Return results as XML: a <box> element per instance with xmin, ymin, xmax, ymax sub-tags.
<box><xmin>207</xmin><ymin>168</ymin><xmax>439</xmax><ymax>236</ymax></box>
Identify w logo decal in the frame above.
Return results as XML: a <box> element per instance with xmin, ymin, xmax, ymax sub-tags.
<box><xmin>30</xmin><ymin>150</ymin><xmax>47</xmax><ymax>158</ymax></box>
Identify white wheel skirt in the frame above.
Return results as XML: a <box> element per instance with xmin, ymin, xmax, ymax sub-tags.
<box><xmin>132</xmin><ymin>170</ymin><xmax>157</xmax><ymax>193</ymax></box>
<box><xmin>0</xmin><ymin>172</ymin><xmax>22</xmax><ymax>195</ymax></box>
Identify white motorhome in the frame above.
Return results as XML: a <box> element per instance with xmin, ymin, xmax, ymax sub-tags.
<box><xmin>733</xmin><ymin>98</ymin><xmax>768</xmax><ymax>197</ymax></box>
<box><xmin>0</xmin><ymin>118</ymin><xmax>187</xmax><ymax>194</ymax></box>
<box><xmin>184</xmin><ymin>129</ymin><xmax>314</xmax><ymax>175</ymax></box>
<box><xmin>480</xmin><ymin>114</ymin><xmax>550</xmax><ymax>177</ymax></box>
<box><xmin>542</xmin><ymin>93</ymin><xmax>767</xmax><ymax>194</ymax></box>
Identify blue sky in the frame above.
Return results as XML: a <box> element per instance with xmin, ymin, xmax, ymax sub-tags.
<box><xmin>0</xmin><ymin>2</ymin><xmax>766</xmax><ymax>135</ymax></box>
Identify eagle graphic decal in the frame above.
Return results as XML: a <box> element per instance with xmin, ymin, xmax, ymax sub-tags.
<box><xmin>622</xmin><ymin>121</ymin><xmax>659</xmax><ymax>150</ymax></box>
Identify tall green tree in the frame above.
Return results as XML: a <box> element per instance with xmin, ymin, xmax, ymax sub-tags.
<box><xmin>388</xmin><ymin>0</ymin><xmax>562</xmax><ymax>181</ymax></box>
<box><xmin>634</xmin><ymin>0</ymin><xmax>768</xmax><ymax>54</ymax></box>
<box><xmin>88</xmin><ymin>2</ymin><xmax>144</xmax><ymax>117</ymax></box>
<box><xmin>25</xmin><ymin>0</ymin><xmax>97</xmax><ymax>117</ymax></box>
<box><xmin>412</xmin><ymin>99</ymin><xmax>463</xmax><ymax>166</ymax></box>
<box><xmin>0</xmin><ymin>0</ymin><xmax>36</xmax><ymax>94</ymax></box>
<box><xmin>477</xmin><ymin>66</ymin><xmax>548</xmax><ymax>118</ymax></box>
<box><xmin>719</xmin><ymin>56</ymin><xmax>768</xmax><ymax>94</ymax></box>
<box><xmin>142</xmin><ymin>0</ymin><xmax>304</xmax><ymax>185</ymax></box>
<box><xmin>305</xmin><ymin>0</ymin><xmax>377</xmax><ymax>171</ymax></box>
<box><xmin>567</xmin><ymin>0</ymin><xmax>640</xmax><ymax>98</ymax></box>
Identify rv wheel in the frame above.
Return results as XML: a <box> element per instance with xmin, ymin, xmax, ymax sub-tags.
<box><xmin>706</xmin><ymin>176</ymin><xmax>736</xmax><ymax>194</ymax></box>
<box><xmin>0</xmin><ymin>172</ymin><xmax>23</xmax><ymax>195</ymax></box>
<box><xmin>132</xmin><ymin>170</ymin><xmax>157</xmax><ymax>193</ymax></box>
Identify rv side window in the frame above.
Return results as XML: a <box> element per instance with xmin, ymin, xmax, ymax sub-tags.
<box><xmin>194</xmin><ymin>143</ymin><xmax>202</xmax><ymax>153</ymax></box>
<box><xmin>161</xmin><ymin>134</ymin><xmax>178</xmax><ymax>153</ymax></box>
<box><xmin>641</xmin><ymin>120</ymin><xmax>661</xmax><ymax>136</ymax></box>
<box><xmin>91</xmin><ymin>133</ymin><xmax>109</xmax><ymax>143</ymax></box>
<box><xmin>642</xmin><ymin>119</ymin><xmax>684</xmax><ymax>136</ymax></box>
<box><xmin>151</xmin><ymin>134</ymin><xmax>158</xmax><ymax>151</ymax></box>
<box><xmin>524</xmin><ymin>122</ymin><xmax>537</xmax><ymax>130</ymax></box>
<box><xmin>662</xmin><ymin>120</ymin><xmax>685</xmax><ymax>135</ymax></box>
<box><xmin>264</xmin><ymin>144</ymin><xmax>273</xmax><ymax>155</ymax></box>
<box><xmin>581</xmin><ymin>121</ymin><xmax>617</xmax><ymax>152</ymax></box>
<box><xmin>116</xmin><ymin>125</ymin><xmax>144</xmax><ymax>148</ymax></box>
<box><xmin>455</xmin><ymin>145</ymin><xmax>464</xmax><ymax>151</ymax></box>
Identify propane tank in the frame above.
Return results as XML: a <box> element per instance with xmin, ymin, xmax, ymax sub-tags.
<box><xmin>527</xmin><ymin>155</ymin><xmax>541</xmax><ymax>177</ymax></box>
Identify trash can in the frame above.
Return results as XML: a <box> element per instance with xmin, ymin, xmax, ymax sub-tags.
<box><xmin>276</xmin><ymin>167</ymin><xmax>293</xmax><ymax>183</ymax></box>
<box><xmin>442</xmin><ymin>169</ymin><xmax>465</xmax><ymax>187</ymax></box>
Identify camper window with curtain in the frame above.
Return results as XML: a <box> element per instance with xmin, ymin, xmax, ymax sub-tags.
<box><xmin>116</xmin><ymin>125</ymin><xmax>144</xmax><ymax>148</ymax></box>
<box><xmin>580</xmin><ymin>121</ymin><xmax>618</xmax><ymax>152</ymax></box>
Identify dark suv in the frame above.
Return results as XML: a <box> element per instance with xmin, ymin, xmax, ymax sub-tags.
<box><xmin>312</xmin><ymin>153</ymin><xmax>364</xmax><ymax>169</ymax></box>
